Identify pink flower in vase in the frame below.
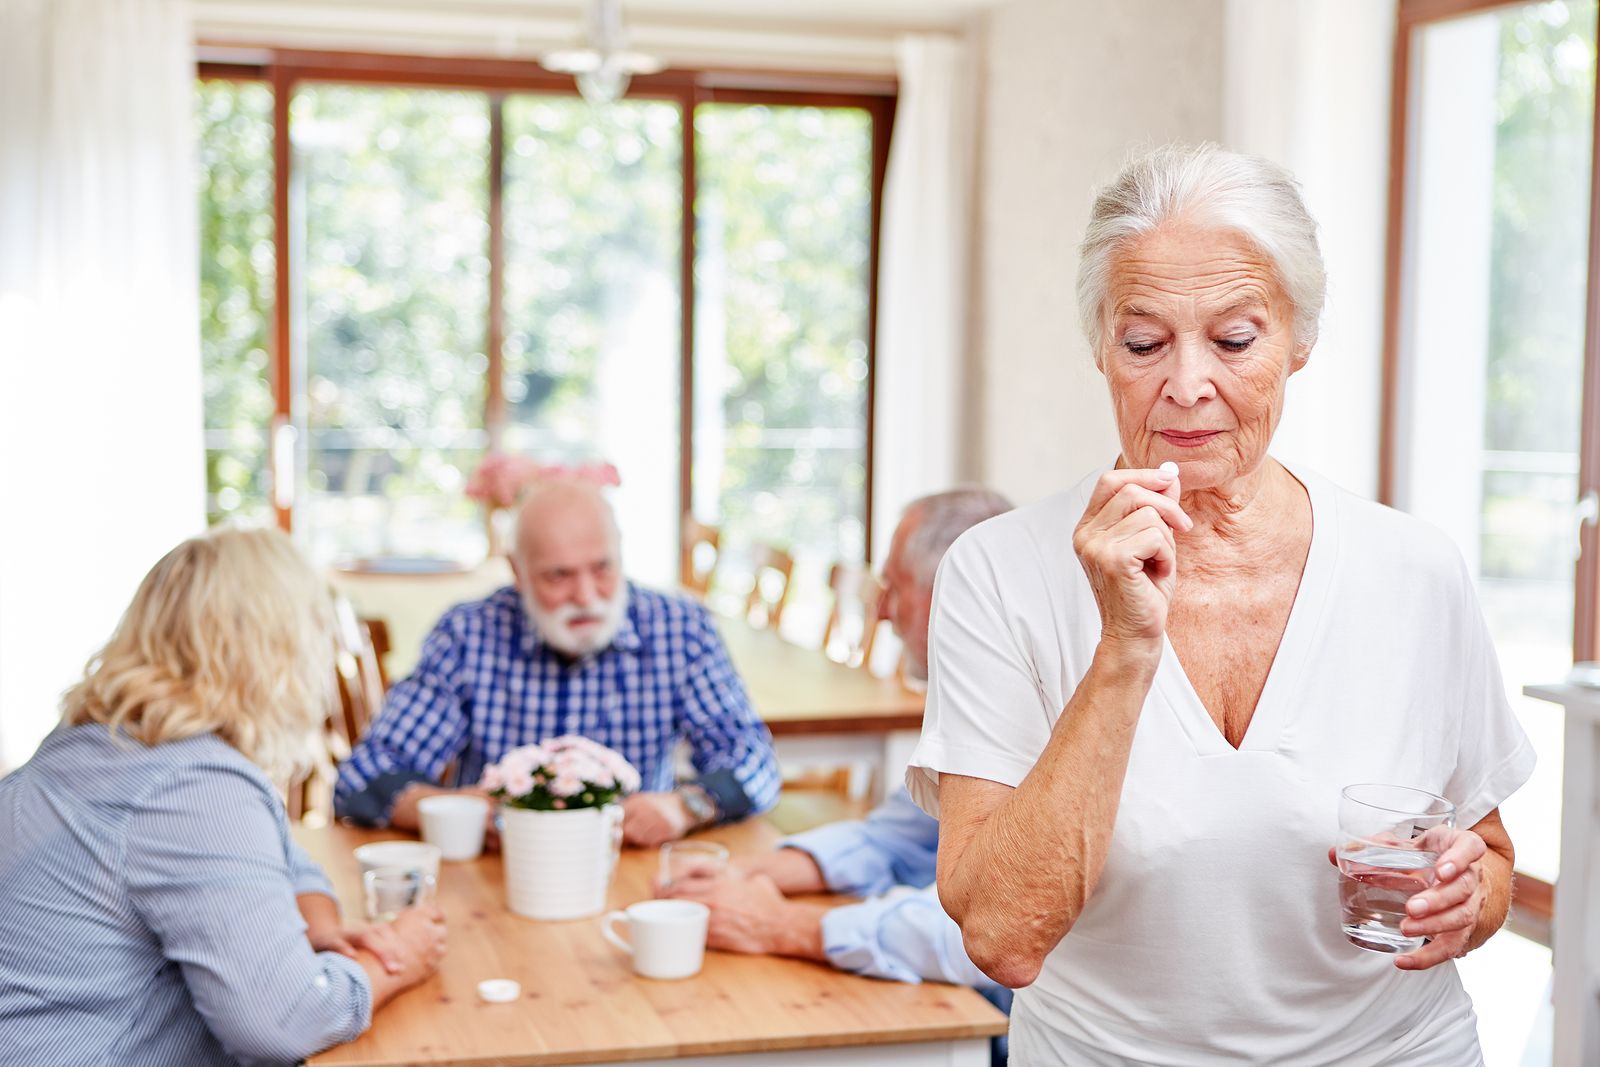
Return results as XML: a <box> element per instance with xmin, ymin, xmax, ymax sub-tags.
<box><xmin>550</xmin><ymin>774</ymin><xmax>586</xmax><ymax>797</ymax></box>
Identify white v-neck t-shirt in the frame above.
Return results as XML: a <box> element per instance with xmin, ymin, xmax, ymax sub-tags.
<box><xmin>906</xmin><ymin>462</ymin><xmax>1537</xmax><ymax>1067</ymax></box>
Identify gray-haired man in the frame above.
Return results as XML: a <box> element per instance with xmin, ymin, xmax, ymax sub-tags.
<box><xmin>662</xmin><ymin>488</ymin><xmax>1016</xmax><ymax>1064</ymax></box>
<box><xmin>879</xmin><ymin>487</ymin><xmax>1016</xmax><ymax>683</ymax></box>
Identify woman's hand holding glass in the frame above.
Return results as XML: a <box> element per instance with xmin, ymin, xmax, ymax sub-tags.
<box><xmin>1393</xmin><ymin>827</ymin><xmax>1488</xmax><ymax>971</ymax></box>
<box><xmin>1334</xmin><ymin>784</ymin><xmax>1471</xmax><ymax>965</ymax></box>
<box><xmin>1073</xmin><ymin>466</ymin><xmax>1193</xmax><ymax>652</ymax></box>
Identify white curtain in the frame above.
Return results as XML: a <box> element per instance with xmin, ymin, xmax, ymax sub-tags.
<box><xmin>0</xmin><ymin>0</ymin><xmax>205</xmax><ymax>768</ymax></box>
<box><xmin>871</xmin><ymin>34</ymin><xmax>977</xmax><ymax>562</ymax></box>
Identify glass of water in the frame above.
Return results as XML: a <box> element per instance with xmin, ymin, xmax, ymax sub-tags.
<box><xmin>362</xmin><ymin>865</ymin><xmax>436</xmax><ymax>923</ymax></box>
<box><xmin>658</xmin><ymin>841</ymin><xmax>729</xmax><ymax>890</ymax></box>
<box><xmin>1335</xmin><ymin>784</ymin><xmax>1455</xmax><ymax>953</ymax></box>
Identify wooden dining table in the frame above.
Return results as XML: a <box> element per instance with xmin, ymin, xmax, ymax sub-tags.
<box><xmin>715</xmin><ymin>620</ymin><xmax>926</xmax><ymax>801</ymax></box>
<box><xmin>300</xmin><ymin>819</ymin><xmax>1005</xmax><ymax>1067</ymax></box>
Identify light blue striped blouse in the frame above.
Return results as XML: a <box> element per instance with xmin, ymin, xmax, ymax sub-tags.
<box><xmin>0</xmin><ymin>724</ymin><xmax>372</xmax><ymax>1066</ymax></box>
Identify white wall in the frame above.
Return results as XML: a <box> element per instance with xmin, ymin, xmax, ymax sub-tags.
<box><xmin>192</xmin><ymin>0</ymin><xmax>1007</xmax><ymax>75</ymax></box>
<box><xmin>972</xmin><ymin>0</ymin><xmax>1226</xmax><ymax>504</ymax></box>
<box><xmin>968</xmin><ymin>0</ymin><xmax>1395</xmax><ymax>505</ymax></box>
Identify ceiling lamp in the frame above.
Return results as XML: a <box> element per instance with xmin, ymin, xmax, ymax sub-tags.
<box><xmin>541</xmin><ymin>0</ymin><xmax>664</xmax><ymax>106</ymax></box>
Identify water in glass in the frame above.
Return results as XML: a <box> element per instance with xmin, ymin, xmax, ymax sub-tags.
<box><xmin>1335</xmin><ymin>783</ymin><xmax>1454</xmax><ymax>954</ymax></box>
<box><xmin>1336</xmin><ymin>843</ymin><xmax>1439</xmax><ymax>952</ymax></box>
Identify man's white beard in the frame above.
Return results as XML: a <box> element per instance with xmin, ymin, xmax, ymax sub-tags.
<box><xmin>524</xmin><ymin>583</ymin><xmax>630</xmax><ymax>658</ymax></box>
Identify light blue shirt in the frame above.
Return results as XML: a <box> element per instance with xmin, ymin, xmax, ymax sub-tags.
<box><xmin>782</xmin><ymin>788</ymin><xmax>1013</xmax><ymax>1018</ymax></box>
<box><xmin>0</xmin><ymin>725</ymin><xmax>372</xmax><ymax>1066</ymax></box>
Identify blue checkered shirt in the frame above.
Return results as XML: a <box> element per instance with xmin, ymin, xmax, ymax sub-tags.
<box><xmin>334</xmin><ymin>584</ymin><xmax>780</xmax><ymax>826</ymax></box>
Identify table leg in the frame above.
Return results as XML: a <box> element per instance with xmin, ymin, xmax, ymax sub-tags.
<box><xmin>1554</xmin><ymin>714</ymin><xmax>1600</xmax><ymax>1067</ymax></box>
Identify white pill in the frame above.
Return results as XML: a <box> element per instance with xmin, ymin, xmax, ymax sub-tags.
<box><xmin>477</xmin><ymin>979</ymin><xmax>521</xmax><ymax>1003</ymax></box>
<box><xmin>1159</xmin><ymin>461</ymin><xmax>1180</xmax><ymax>480</ymax></box>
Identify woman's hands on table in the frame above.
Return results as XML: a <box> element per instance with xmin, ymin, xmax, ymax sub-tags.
<box><xmin>362</xmin><ymin>905</ymin><xmax>448</xmax><ymax>1009</ymax></box>
<box><xmin>311</xmin><ymin>920</ymin><xmax>409</xmax><ymax>973</ymax></box>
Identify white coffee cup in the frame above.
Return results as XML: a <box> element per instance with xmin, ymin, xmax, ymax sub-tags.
<box><xmin>601</xmin><ymin>900</ymin><xmax>710</xmax><ymax>980</ymax></box>
<box><xmin>352</xmin><ymin>841</ymin><xmax>442</xmax><ymax>882</ymax></box>
<box><xmin>417</xmin><ymin>795</ymin><xmax>490</xmax><ymax>861</ymax></box>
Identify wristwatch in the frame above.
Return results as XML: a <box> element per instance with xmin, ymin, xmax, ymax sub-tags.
<box><xmin>674</xmin><ymin>784</ymin><xmax>718</xmax><ymax>830</ymax></box>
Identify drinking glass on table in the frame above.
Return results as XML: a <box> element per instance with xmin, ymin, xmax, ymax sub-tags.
<box><xmin>1335</xmin><ymin>784</ymin><xmax>1455</xmax><ymax>953</ymax></box>
<box><xmin>363</xmin><ymin>865</ymin><xmax>437</xmax><ymax>923</ymax></box>
<box><xmin>658</xmin><ymin>841</ymin><xmax>729</xmax><ymax>890</ymax></box>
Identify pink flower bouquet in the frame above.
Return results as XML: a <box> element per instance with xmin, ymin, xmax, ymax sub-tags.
<box><xmin>480</xmin><ymin>736</ymin><xmax>642</xmax><ymax>812</ymax></box>
<box><xmin>465</xmin><ymin>453</ymin><xmax>622</xmax><ymax>509</ymax></box>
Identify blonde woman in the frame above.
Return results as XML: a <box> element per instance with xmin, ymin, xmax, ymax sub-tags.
<box><xmin>0</xmin><ymin>527</ymin><xmax>447</xmax><ymax>1066</ymax></box>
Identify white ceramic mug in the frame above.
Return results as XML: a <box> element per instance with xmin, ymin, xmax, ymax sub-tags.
<box><xmin>417</xmin><ymin>795</ymin><xmax>490</xmax><ymax>861</ymax></box>
<box><xmin>600</xmin><ymin>900</ymin><xmax>710</xmax><ymax>980</ymax></box>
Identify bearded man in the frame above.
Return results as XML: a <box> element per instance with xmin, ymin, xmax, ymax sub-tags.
<box><xmin>335</xmin><ymin>480</ymin><xmax>780</xmax><ymax>847</ymax></box>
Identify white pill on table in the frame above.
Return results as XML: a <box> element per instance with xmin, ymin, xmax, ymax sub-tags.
<box><xmin>477</xmin><ymin>979</ymin><xmax>521</xmax><ymax>1003</ymax></box>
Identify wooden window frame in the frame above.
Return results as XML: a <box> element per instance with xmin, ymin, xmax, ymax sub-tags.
<box><xmin>1379</xmin><ymin>0</ymin><xmax>1599</xmax><ymax>945</ymax></box>
<box><xmin>197</xmin><ymin>48</ymin><xmax>896</xmax><ymax>570</ymax></box>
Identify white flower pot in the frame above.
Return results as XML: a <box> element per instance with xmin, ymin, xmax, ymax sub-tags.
<box><xmin>499</xmin><ymin>803</ymin><xmax>623</xmax><ymax>921</ymax></box>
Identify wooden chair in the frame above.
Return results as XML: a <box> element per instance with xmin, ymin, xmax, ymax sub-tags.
<box><xmin>743</xmin><ymin>544</ymin><xmax>794</xmax><ymax>629</ymax></box>
<box><xmin>285</xmin><ymin>601</ymin><xmax>389</xmax><ymax>823</ymax></box>
<box><xmin>782</xmin><ymin>765</ymin><xmax>855</xmax><ymax>797</ymax></box>
<box><xmin>680</xmin><ymin>515</ymin><xmax>722</xmax><ymax>597</ymax></box>
<box><xmin>361</xmin><ymin>616</ymin><xmax>393</xmax><ymax>691</ymax></box>
<box><xmin>821</xmin><ymin>563</ymin><xmax>885</xmax><ymax>669</ymax></box>
<box><xmin>775</xmin><ymin>762</ymin><xmax>876</xmax><ymax>828</ymax></box>
<box><xmin>333</xmin><ymin>601</ymin><xmax>386</xmax><ymax>749</ymax></box>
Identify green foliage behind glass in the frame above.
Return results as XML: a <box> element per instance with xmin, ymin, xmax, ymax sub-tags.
<box><xmin>196</xmin><ymin>79</ymin><xmax>274</xmax><ymax>525</ymax></box>
<box><xmin>1485</xmin><ymin>0</ymin><xmax>1596</xmax><ymax>455</ymax></box>
<box><xmin>294</xmin><ymin>86</ymin><xmax>491</xmax><ymax>559</ymax></box>
<box><xmin>696</xmin><ymin>105</ymin><xmax>872</xmax><ymax>564</ymax></box>
<box><xmin>502</xmin><ymin>96</ymin><xmax>682</xmax><ymax>440</ymax></box>
<box><xmin>197</xmin><ymin>80</ymin><xmax>876</xmax><ymax>570</ymax></box>
<box><xmin>1479</xmin><ymin>1</ymin><xmax>1597</xmax><ymax>581</ymax></box>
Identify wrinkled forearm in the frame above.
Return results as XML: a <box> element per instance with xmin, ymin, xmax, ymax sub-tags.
<box><xmin>939</xmin><ymin>641</ymin><xmax>1158</xmax><ymax>987</ymax></box>
<box><xmin>1468</xmin><ymin>847</ymin><xmax>1515</xmax><ymax>953</ymax></box>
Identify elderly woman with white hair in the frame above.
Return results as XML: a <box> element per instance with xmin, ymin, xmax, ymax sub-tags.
<box><xmin>909</xmin><ymin>144</ymin><xmax>1535</xmax><ymax>1064</ymax></box>
<box><xmin>0</xmin><ymin>527</ymin><xmax>447</xmax><ymax>1065</ymax></box>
